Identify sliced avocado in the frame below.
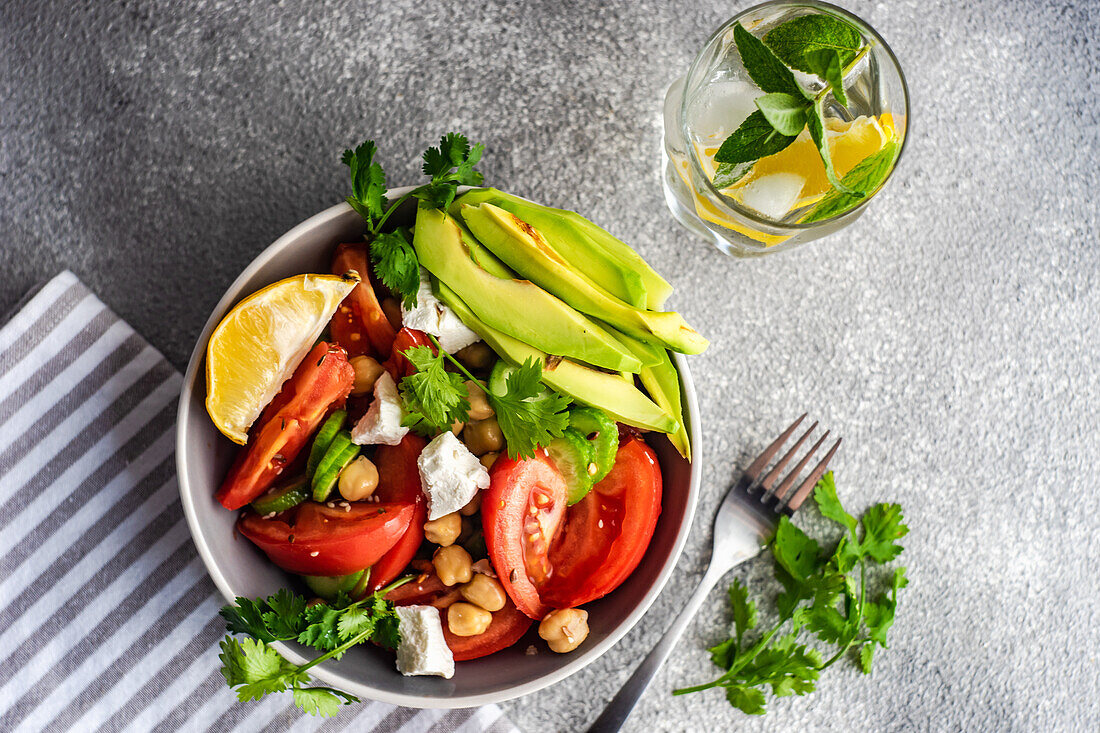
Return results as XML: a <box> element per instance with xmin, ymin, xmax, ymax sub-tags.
<box><xmin>413</xmin><ymin>204</ymin><xmax>641</xmax><ymax>373</ymax></box>
<box><xmin>639</xmin><ymin>348</ymin><xmax>691</xmax><ymax>460</ymax></box>
<box><xmin>435</xmin><ymin>280</ymin><xmax>678</xmax><ymax>433</ymax></box>
<box><xmin>460</xmin><ymin>203</ymin><xmax>708</xmax><ymax>355</ymax></box>
<box><xmin>453</xmin><ymin>188</ymin><xmax>673</xmax><ymax>309</ymax></box>
<box><xmin>453</xmin><ymin>189</ymin><xmax>648</xmax><ymax>307</ymax></box>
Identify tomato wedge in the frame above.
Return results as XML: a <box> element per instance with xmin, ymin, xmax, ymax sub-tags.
<box><xmin>385</xmin><ymin>574</ymin><xmax>533</xmax><ymax>661</ymax></box>
<box><xmin>216</xmin><ymin>342</ymin><xmax>354</xmax><ymax>510</ymax></box>
<box><xmin>238</xmin><ymin>501</ymin><xmax>414</xmax><ymax>576</ymax></box>
<box><xmin>541</xmin><ymin>437</ymin><xmax>662</xmax><ymax>608</ymax></box>
<box><xmin>364</xmin><ymin>434</ymin><xmax>428</xmax><ymax>594</ymax></box>
<box><xmin>329</xmin><ymin>242</ymin><xmax>396</xmax><ymax>358</ymax></box>
<box><xmin>482</xmin><ymin>451</ymin><xmax>568</xmax><ymax>619</ymax></box>
<box><xmin>382</xmin><ymin>327</ymin><xmax>432</xmax><ymax>380</ymax></box>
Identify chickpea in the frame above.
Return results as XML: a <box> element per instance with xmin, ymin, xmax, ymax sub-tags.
<box><xmin>338</xmin><ymin>456</ymin><xmax>378</xmax><ymax>501</ymax></box>
<box><xmin>349</xmin><ymin>355</ymin><xmax>385</xmax><ymax>396</ymax></box>
<box><xmin>458</xmin><ymin>491</ymin><xmax>482</xmax><ymax>516</ymax></box>
<box><xmin>447</xmin><ymin>602</ymin><xmax>493</xmax><ymax>637</ymax></box>
<box><xmin>381</xmin><ymin>298</ymin><xmax>402</xmax><ymax>330</ymax></box>
<box><xmin>450</xmin><ymin>420</ymin><xmax>465</xmax><ymax>436</ymax></box>
<box><xmin>433</xmin><ymin>544</ymin><xmax>472</xmax><ymax>586</ymax></box>
<box><xmin>460</xmin><ymin>573</ymin><xmax>506</xmax><ymax>612</ymax></box>
<box><xmin>455</xmin><ymin>342</ymin><xmax>494</xmax><ymax>371</ymax></box>
<box><xmin>464</xmin><ymin>380</ymin><xmax>495</xmax><ymax>421</ymax></box>
<box><xmin>479</xmin><ymin>452</ymin><xmax>499</xmax><ymax>471</ymax></box>
<box><xmin>463</xmin><ymin>417</ymin><xmax>504</xmax><ymax>456</ymax></box>
<box><xmin>423</xmin><ymin>512</ymin><xmax>462</xmax><ymax>546</ymax></box>
<box><xmin>538</xmin><ymin>608</ymin><xmax>589</xmax><ymax>653</ymax></box>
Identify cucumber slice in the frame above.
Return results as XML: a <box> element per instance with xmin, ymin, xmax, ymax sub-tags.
<box><xmin>307</xmin><ymin>409</ymin><xmax>348</xmax><ymax>478</ymax></box>
<box><xmin>487</xmin><ymin>359</ymin><xmax>550</xmax><ymax>399</ymax></box>
<box><xmin>569</xmin><ymin>407</ymin><xmax>619</xmax><ymax>482</ymax></box>
<box><xmin>547</xmin><ymin>428</ymin><xmax>597</xmax><ymax>504</ymax></box>
<box><xmin>301</xmin><ymin>569</ymin><xmax>367</xmax><ymax>602</ymax></box>
<box><xmin>311</xmin><ymin>431</ymin><xmax>359</xmax><ymax>502</ymax></box>
<box><xmin>250</xmin><ymin>477</ymin><xmax>309</xmax><ymax>515</ymax></box>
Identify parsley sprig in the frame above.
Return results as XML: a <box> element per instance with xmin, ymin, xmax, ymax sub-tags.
<box><xmin>398</xmin><ymin>336</ymin><xmax>571</xmax><ymax>459</ymax></box>
<box><xmin>341</xmin><ymin>133</ymin><xmax>485</xmax><ymax>308</ymax></box>
<box><xmin>713</xmin><ymin>16</ymin><xmax>871</xmax><ymax>196</ymax></box>
<box><xmin>218</xmin><ymin>578</ymin><xmax>410</xmax><ymax>717</ymax></box>
<box><xmin>674</xmin><ymin>472</ymin><xmax>908</xmax><ymax>715</ymax></box>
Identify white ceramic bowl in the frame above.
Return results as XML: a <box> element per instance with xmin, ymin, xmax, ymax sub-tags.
<box><xmin>176</xmin><ymin>188</ymin><xmax>702</xmax><ymax>708</ymax></box>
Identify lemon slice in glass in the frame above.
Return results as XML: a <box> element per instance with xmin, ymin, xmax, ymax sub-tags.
<box><xmin>205</xmin><ymin>273</ymin><xmax>358</xmax><ymax>444</ymax></box>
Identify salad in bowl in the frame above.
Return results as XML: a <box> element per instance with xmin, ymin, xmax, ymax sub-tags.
<box><xmin>180</xmin><ymin>133</ymin><xmax>706</xmax><ymax>714</ymax></box>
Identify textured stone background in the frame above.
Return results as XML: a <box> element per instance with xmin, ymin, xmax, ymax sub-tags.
<box><xmin>3</xmin><ymin>0</ymin><xmax>1099</xmax><ymax>731</ymax></box>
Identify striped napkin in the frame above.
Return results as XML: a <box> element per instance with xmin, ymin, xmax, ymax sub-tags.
<box><xmin>0</xmin><ymin>271</ymin><xmax>517</xmax><ymax>733</ymax></box>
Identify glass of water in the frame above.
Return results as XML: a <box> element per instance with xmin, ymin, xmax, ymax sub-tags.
<box><xmin>662</xmin><ymin>1</ymin><xmax>910</xmax><ymax>257</ymax></box>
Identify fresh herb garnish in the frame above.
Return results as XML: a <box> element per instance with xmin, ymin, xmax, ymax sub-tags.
<box><xmin>674</xmin><ymin>472</ymin><xmax>908</xmax><ymax>715</ymax></box>
<box><xmin>801</xmin><ymin>141</ymin><xmax>900</xmax><ymax>223</ymax></box>
<box><xmin>400</xmin><ymin>335</ymin><xmax>571</xmax><ymax>459</ymax></box>
<box><xmin>341</xmin><ymin>132</ymin><xmax>486</xmax><ymax>307</ymax></box>
<box><xmin>218</xmin><ymin>578</ymin><xmax>410</xmax><ymax>717</ymax></box>
<box><xmin>714</xmin><ymin>17</ymin><xmax>870</xmax><ymax>198</ymax></box>
<box><xmin>399</xmin><ymin>344</ymin><xmax>471</xmax><ymax>435</ymax></box>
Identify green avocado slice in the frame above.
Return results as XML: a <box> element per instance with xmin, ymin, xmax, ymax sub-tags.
<box><xmin>434</xmin><ymin>280</ymin><xmax>678</xmax><ymax>433</ymax></box>
<box><xmin>459</xmin><ymin>202</ymin><xmax>708</xmax><ymax>356</ymax></box>
<box><xmin>412</xmin><ymin>204</ymin><xmax>641</xmax><ymax>374</ymax></box>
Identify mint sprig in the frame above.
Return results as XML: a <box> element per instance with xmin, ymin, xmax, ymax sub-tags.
<box><xmin>801</xmin><ymin>141</ymin><xmax>900</xmax><ymax>223</ymax></box>
<box><xmin>712</xmin><ymin>17</ymin><xmax>872</xmax><ymax>203</ymax></box>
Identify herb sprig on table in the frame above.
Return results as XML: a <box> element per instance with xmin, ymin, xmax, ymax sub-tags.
<box><xmin>341</xmin><ymin>132</ymin><xmax>485</xmax><ymax>308</ymax></box>
<box><xmin>218</xmin><ymin>578</ymin><xmax>409</xmax><ymax>717</ymax></box>
<box><xmin>675</xmin><ymin>472</ymin><xmax>908</xmax><ymax>715</ymax></box>
<box><xmin>399</xmin><ymin>340</ymin><xmax>571</xmax><ymax>459</ymax></box>
<box><xmin>713</xmin><ymin>14</ymin><xmax>898</xmax><ymax>205</ymax></box>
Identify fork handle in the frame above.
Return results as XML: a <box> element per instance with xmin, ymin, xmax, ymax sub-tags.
<box><xmin>586</xmin><ymin>565</ymin><xmax>726</xmax><ymax>733</ymax></box>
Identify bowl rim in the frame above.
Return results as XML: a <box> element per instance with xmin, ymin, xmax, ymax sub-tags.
<box><xmin>176</xmin><ymin>191</ymin><xmax>703</xmax><ymax>708</ymax></box>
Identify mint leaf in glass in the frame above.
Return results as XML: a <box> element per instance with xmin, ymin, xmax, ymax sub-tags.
<box><xmin>806</xmin><ymin>97</ymin><xmax>860</xmax><ymax>196</ymax></box>
<box><xmin>801</xmin><ymin>49</ymin><xmax>848</xmax><ymax>107</ymax></box>
<box><xmin>763</xmin><ymin>14</ymin><xmax>863</xmax><ymax>72</ymax></box>
<box><xmin>733</xmin><ymin>23</ymin><xmax>806</xmax><ymax>99</ymax></box>
<box><xmin>754</xmin><ymin>93</ymin><xmax>811</xmax><ymax>136</ymax></box>
<box><xmin>801</xmin><ymin>140</ymin><xmax>900</xmax><ymax>223</ymax></box>
<box><xmin>713</xmin><ymin>110</ymin><xmax>798</xmax><ymax>167</ymax></box>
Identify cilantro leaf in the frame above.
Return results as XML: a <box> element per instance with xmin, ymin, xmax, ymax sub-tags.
<box><xmin>772</xmin><ymin>515</ymin><xmax>821</xmax><ymax>581</ymax></box>
<box><xmin>729</xmin><ymin>579</ymin><xmax>757</xmax><ymax>649</ymax></box>
<box><xmin>415</xmin><ymin>133</ymin><xmax>486</xmax><ymax>211</ymax></box>
<box><xmin>293</xmin><ymin>687</ymin><xmax>343</xmax><ymax>717</ymax></box>
<box><xmin>725</xmin><ymin>686</ymin><xmax>767</xmax><ymax>715</ymax></box>
<box><xmin>220</xmin><ymin>598</ymin><xmax>276</xmax><ymax>641</ymax></box>
<box><xmin>813</xmin><ymin>471</ymin><xmax>857</xmax><ymax>534</ymax></box>
<box><xmin>219</xmin><ymin>637</ymin><xmax>304</xmax><ymax>702</ymax></box>
<box><xmin>370</xmin><ymin>229</ymin><xmax>421</xmax><ymax>309</ymax></box>
<box><xmin>342</xmin><ymin>140</ymin><xmax>388</xmax><ymax>227</ymax></box>
<box><xmin>298</xmin><ymin>603</ymin><xmax>344</xmax><ymax>653</ymax></box>
<box><xmin>336</xmin><ymin>606</ymin><xmax>376</xmax><ymax>642</ymax></box>
<box><xmin>261</xmin><ymin>589</ymin><xmax>308</xmax><ymax>640</ymax></box>
<box><xmin>733</xmin><ymin>23</ymin><xmax>806</xmax><ymax>98</ymax></box>
<box><xmin>399</xmin><ymin>345</ymin><xmax>471</xmax><ymax>434</ymax></box>
<box><xmin>709</xmin><ymin>638</ymin><xmax>739</xmax><ymax>670</ymax></box>
<box><xmin>763</xmin><ymin>14</ymin><xmax>863</xmax><ymax>73</ymax></box>
<box><xmin>859</xmin><ymin>643</ymin><xmax>874</xmax><ymax>674</ymax></box>
<box><xmin>487</xmin><ymin>357</ymin><xmax>571</xmax><ymax>459</ymax></box>
<box><xmin>860</xmin><ymin>503</ymin><xmax>908</xmax><ymax>563</ymax></box>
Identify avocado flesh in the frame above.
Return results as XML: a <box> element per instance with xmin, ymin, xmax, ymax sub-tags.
<box><xmin>460</xmin><ymin>203</ymin><xmax>708</xmax><ymax>355</ymax></box>
<box><xmin>412</xmin><ymin>204</ymin><xmax>641</xmax><ymax>373</ymax></box>
<box><xmin>434</xmin><ymin>280</ymin><xmax>678</xmax><ymax>433</ymax></box>
<box><xmin>639</xmin><ymin>350</ymin><xmax>691</xmax><ymax>460</ymax></box>
<box><xmin>453</xmin><ymin>189</ymin><xmax>647</xmax><ymax>308</ymax></box>
<box><xmin>454</xmin><ymin>188</ymin><xmax>673</xmax><ymax>309</ymax></box>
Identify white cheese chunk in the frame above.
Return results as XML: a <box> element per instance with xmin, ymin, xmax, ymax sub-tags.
<box><xmin>418</xmin><ymin>431</ymin><xmax>490</xmax><ymax>520</ymax></box>
<box><xmin>395</xmin><ymin>605</ymin><xmax>454</xmax><ymax>679</ymax></box>
<box><xmin>350</xmin><ymin>372</ymin><xmax>409</xmax><ymax>446</ymax></box>
<box><xmin>401</xmin><ymin>268</ymin><xmax>481</xmax><ymax>353</ymax></box>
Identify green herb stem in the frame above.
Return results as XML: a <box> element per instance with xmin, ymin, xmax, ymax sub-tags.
<box><xmin>812</xmin><ymin>44</ymin><xmax>870</xmax><ymax>107</ymax></box>
<box><xmin>370</xmin><ymin>191</ymin><xmax>416</xmax><ymax>237</ymax></box>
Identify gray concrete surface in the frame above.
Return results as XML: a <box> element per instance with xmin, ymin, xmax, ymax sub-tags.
<box><xmin>3</xmin><ymin>0</ymin><xmax>1099</xmax><ymax>731</ymax></box>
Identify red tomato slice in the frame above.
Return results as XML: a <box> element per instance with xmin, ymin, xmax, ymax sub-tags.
<box><xmin>482</xmin><ymin>451</ymin><xmax>568</xmax><ymax>619</ymax></box>
<box><xmin>329</xmin><ymin>242</ymin><xmax>397</xmax><ymax>358</ymax></box>
<box><xmin>216</xmin><ymin>342</ymin><xmax>354</xmax><ymax>510</ymax></box>
<box><xmin>364</xmin><ymin>434</ymin><xmax>429</xmax><ymax>594</ymax></box>
<box><xmin>541</xmin><ymin>438</ymin><xmax>662</xmax><ymax>609</ymax></box>
<box><xmin>238</xmin><ymin>501</ymin><xmax>413</xmax><ymax>576</ymax></box>
<box><xmin>385</xmin><ymin>574</ymin><xmax>533</xmax><ymax>661</ymax></box>
<box><xmin>443</xmin><ymin>598</ymin><xmax>533</xmax><ymax>661</ymax></box>
<box><xmin>382</xmin><ymin>327</ymin><xmax>433</xmax><ymax>380</ymax></box>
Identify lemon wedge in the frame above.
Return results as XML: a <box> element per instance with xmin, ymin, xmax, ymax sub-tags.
<box><xmin>205</xmin><ymin>273</ymin><xmax>357</xmax><ymax>444</ymax></box>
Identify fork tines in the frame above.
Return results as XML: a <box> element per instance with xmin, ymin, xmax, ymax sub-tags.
<box><xmin>741</xmin><ymin>414</ymin><xmax>841</xmax><ymax>516</ymax></box>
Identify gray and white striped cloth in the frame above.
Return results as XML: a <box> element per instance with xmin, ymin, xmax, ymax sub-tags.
<box><xmin>0</xmin><ymin>271</ymin><xmax>518</xmax><ymax>733</ymax></box>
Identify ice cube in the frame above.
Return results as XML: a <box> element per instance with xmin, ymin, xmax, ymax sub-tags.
<box><xmin>737</xmin><ymin>173</ymin><xmax>805</xmax><ymax>221</ymax></box>
<box><xmin>685</xmin><ymin>80</ymin><xmax>761</xmax><ymax>141</ymax></box>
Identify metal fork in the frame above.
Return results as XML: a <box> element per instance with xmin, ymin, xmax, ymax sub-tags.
<box><xmin>587</xmin><ymin>415</ymin><xmax>841</xmax><ymax>732</ymax></box>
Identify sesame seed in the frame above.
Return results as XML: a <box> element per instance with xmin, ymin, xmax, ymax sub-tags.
<box><xmin>264</xmin><ymin>512</ymin><xmax>276</xmax><ymax>519</ymax></box>
<box><xmin>326</xmin><ymin>502</ymin><xmax>336</xmax><ymax>508</ymax></box>
<box><xmin>598</xmin><ymin>520</ymin><xmax>604</xmax><ymax>529</ymax></box>
<box><xmin>310</xmin><ymin>551</ymin><xmax>319</xmax><ymax>557</ymax></box>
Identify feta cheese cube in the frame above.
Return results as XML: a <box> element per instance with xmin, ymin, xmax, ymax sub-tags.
<box><xmin>418</xmin><ymin>431</ymin><xmax>490</xmax><ymax>520</ymax></box>
<box><xmin>350</xmin><ymin>372</ymin><xmax>409</xmax><ymax>446</ymax></box>
<box><xmin>401</xmin><ymin>268</ymin><xmax>481</xmax><ymax>353</ymax></box>
<box><xmin>395</xmin><ymin>605</ymin><xmax>454</xmax><ymax>678</ymax></box>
